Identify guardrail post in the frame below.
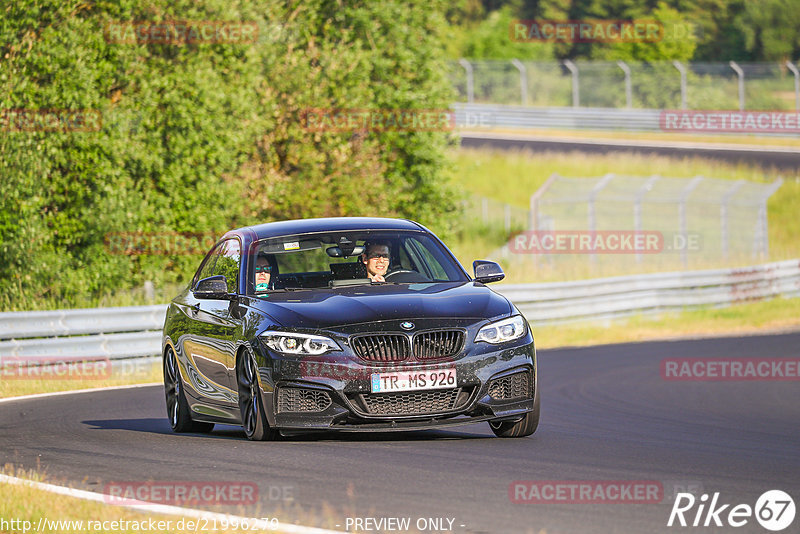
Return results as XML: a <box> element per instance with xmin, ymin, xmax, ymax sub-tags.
<box><xmin>720</xmin><ymin>180</ymin><xmax>744</xmax><ymax>260</ymax></box>
<box><xmin>634</xmin><ymin>175</ymin><xmax>660</xmax><ymax>263</ymax></box>
<box><xmin>786</xmin><ymin>61</ymin><xmax>800</xmax><ymax>111</ymax></box>
<box><xmin>729</xmin><ymin>61</ymin><xmax>745</xmax><ymax>111</ymax></box>
<box><xmin>672</xmin><ymin>60</ymin><xmax>688</xmax><ymax>109</ymax></box>
<box><xmin>563</xmin><ymin>60</ymin><xmax>579</xmax><ymax>107</ymax></box>
<box><xmin>459</xmin><ymin>58</ymin><xmax>474</xmax><ymax>103</ymax></box>
<box><xmin>511</xmin><ymin>59</ymin><xmax>528</xmax><ymax>106</ymax></box>
<box><xmin>617</xmin><ymin>60</ymin><xmax>632</xmax><ymax>108</ymax></box>
<box><xmin>678</xmin><ymin>176</ymin><xmax>704</xmax><ymax>268</ymax></box>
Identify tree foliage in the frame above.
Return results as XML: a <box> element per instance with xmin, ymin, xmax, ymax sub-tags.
<box><xmin>446</xmin><ymin>0</ymin><xmax>800</xmax><ymax>61</ymax></box>
<box><xmin>0</xmin><ymin>0</ymin><xmax>458</xmax><ymax>310</ymax></box>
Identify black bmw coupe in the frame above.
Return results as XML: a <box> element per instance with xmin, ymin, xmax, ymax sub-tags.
<box><xmin>162</xmin><ymin>217</ymin><xmax>539</xmax><ymax>440</ymax></box>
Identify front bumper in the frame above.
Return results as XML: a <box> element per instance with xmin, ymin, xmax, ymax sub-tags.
<box><xmin>255</xmin><ymin>333</ymin><xmax>537</xmax><ymax>431</ymax></box>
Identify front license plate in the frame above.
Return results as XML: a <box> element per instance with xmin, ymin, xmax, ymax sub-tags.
<box><xmin>371</xmin><ymin>368</ymin><xmax>457</xmax><ymax>393</ymax></box>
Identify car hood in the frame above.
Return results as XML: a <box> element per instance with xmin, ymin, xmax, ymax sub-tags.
<box><xmin>250</xmin><ymin>282</ymin><xmax>512</xmax><ymax>329</ymax></box>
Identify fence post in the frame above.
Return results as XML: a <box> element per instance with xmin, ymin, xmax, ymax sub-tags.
<box><xmin>459</xmin><ymin>58</ymin><xmax>474</xmax><ymax>103</ymax></box>
<box><xmin>563</xmin><ymin>60</ymin><xmax>579</xmax><ymax>107</ymax></box>
<box><xmin>720</xmin><ymin>180</ymin><xmax>744</xmax><ymax>261</ymax></box>
<box><xmin>530</xmin><ymin>173</ymin><xmax>559</xmax><ymax>232</ymax></box>
<box><xmin>588</xmin><ymin>174</ymin><xmax>614</xmax><ymax>267</ymax></box>
<box><xmin>634</xmin><ymin>175</ymin><xmax>660</xmax><ymax>264</ymax></box>
<box><xmin>617</xmin><ymin>60</ymin><xmax>632</xmax><ymax>108</ymax></box>
<box><xmin>511</xmin><ymin>59</ymin><xmax>528</xmax><ymax>106</ymax></box>
<box><xmin>786</xmin><ymin>61</ymin><xmax>800</xmax><ymax>112</ymax></box>
<box><xmin>672</xmin><ymin>60</ymin><xmax>688</xmax><ymax>109</ymax></box>
<box><xmin>529</xmin><ymin>173</ymin><xmax>560</xmax><ymax>270</ymax></box>
<box><xmin>755</xmin><ymin>178</ymin><xmax>784</xmax><ymax>259</ymax></box>
<box><xmin>729</xmin><ymin>61</ymin><xmax>745</xmax><ymax>111</ymax></box>
<box><xmin>678</xmin><ymin>176</ymin><xmax>704</xmax><ymax>268</ymax></box>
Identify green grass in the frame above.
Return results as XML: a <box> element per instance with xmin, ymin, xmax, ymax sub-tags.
<box><xmin>534</xmin><ymin>296</ymin><xmax>800</xmax><ymax>349</ymax></box>
<box><xmin>0</xmin><ymin>466</ymin><xmax>344</xmax><ymax>534</ymax></box>
<box><xmin>446</xmin><ymin>147</ymin><xmax>800</xmax><ymax>283</ymax></box>
<box><xmin>0</xmin><ymin>360</ymin><xmax>162</xmax><ymax>399</ymax></box>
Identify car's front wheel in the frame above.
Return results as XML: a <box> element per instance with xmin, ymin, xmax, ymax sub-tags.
<box><xmin>489</xmin><ymin>386</ymin><xmax>540</xmax><ymax>438</ymax></box>
<box><xmin>164</xmin><ymin>346</ymin><xmax>214</xmax><ymax>433</ymax></box>
<box><xmin>236</xmin><ymin>349</ymin><xmax>278</xmax><ymax>441</ymax></box>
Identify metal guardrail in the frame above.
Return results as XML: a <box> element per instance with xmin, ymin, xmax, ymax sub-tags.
<box><xmin>1</xmin><ymin>259</ymin><xmax>798</xmax><ymax>362</ymax></box>
<box><xmin>453</xmin><ymin>103</ymin><xmax>800</xmax><ymax>137</ymax></box>
<box><xmin>0</xmin><ymin>304</ymin><xmax>166</xmax><ymax>339</ymax></box>
<box><xmin>454</xmin><ymin>103</ymin><xmax>665</xmax><ymax>131</ymax></box>
<box><xmin>0</xmin><ymin>305</ymin><xmax>166</xmax><ymax>361</ymax></box>
<box><xmin>495</xmin><ymin>259</ymin><xmax>800</xmax><ymax>324</ymax></box>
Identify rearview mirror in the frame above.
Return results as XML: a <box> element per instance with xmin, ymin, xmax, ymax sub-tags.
<box><xmin>194</xmin><ymin>275</ymin><xmax>231</xmax><ymax>299</ymax></box>
<box><xmin>473</xmin><ymin>260</ymin><xmax>505</xmax><ymax>284</ymax></box>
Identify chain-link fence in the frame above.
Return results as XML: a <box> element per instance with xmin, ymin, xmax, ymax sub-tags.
<box><xmin>464</xmin><ymin>176</ymin><xmax>783</xmax><ymax>273</ymax></box>
<box><xmin>461</xmin><ymin>195</ymin><xmax>530</xmax><ymax>233</ymax></box>
<box><xmin>451</xmin><ymin>60</ymin><xmax>800</xmax><ymax>111</ymax></box>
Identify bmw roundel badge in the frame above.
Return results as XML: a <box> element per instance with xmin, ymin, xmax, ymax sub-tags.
<box><xmin>400</xmin><ymin>321</ymin><xmax>414</xmax><ymax>330</ymax></box>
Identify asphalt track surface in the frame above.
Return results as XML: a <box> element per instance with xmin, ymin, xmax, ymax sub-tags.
<box><xmin>460</xmin><ymin>132</ymin><xmax>800</xmax><ymax>170</ymax></box>
<box><xmin>2</xmin><ymin>332</ymin><xmax>799</xmax><ymax>534</ymax></box>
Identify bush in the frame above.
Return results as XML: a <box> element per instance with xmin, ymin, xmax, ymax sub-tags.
<box><xmin>0</xmin><ymin>0</ymin><xmax>459</xmax><ymax>310</ymax></box>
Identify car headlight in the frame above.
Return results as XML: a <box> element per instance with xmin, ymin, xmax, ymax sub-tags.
<box><xmin>260</xmin><ymin>331</ymin><xmax>341</xmax><ymax>355</ymax></box>
<box><xmin>475</xmin><ymin>315</ymin><xmax>527</xmax><ymax>344</ymax></box>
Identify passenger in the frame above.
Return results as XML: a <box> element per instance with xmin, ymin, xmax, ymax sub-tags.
<box><xmin>254</xmin><ymin>253</ymin><xmax>273</xmax><ymax>291</ymax></box>
<box><xmin>361</xmin><ymin>241</ymin><xmax>390</xmax><ymax>283</ymax></box>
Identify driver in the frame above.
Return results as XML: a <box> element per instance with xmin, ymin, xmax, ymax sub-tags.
<box><xmin>361</xmin><ymin>241</ymin><xmax>390</xmax><ymax>283</ymax></box>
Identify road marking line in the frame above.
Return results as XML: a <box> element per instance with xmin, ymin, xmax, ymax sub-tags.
<box><xmin>0</xmin><ymin>383</ymin><xmax>161</xmax><ymax>404</ymax></box>
<box><xmin>0</xmin><ymin>473</ymin><xmax>342</xmax><ymax>534</ymax></box>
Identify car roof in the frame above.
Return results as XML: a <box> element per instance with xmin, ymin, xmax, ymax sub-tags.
<box><xmin>224</xmin><ymin>217</ymin><xmax>427</xmax><ymax>241</ymax></box>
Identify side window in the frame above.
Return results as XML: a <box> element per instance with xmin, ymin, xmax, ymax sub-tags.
<box><xmin>214</xmin><ymin>239</ymin><xmax>241</xmax><ymax>293</ymax></box>
<box><xmin>194</xmin><ymin>242</ymin><xmax>225</xmax><ymax>288</ymax></box>
<box><xmin>406</xmin><ymin>238</ymin><xmax>448</xmax><ymax>280</ymax></box>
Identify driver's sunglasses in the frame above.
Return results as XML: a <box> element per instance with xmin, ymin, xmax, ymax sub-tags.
<box><xmin>255</xmin><ymin>265</ymin><xmax>272</xmax><ymax>273</ymax></box>
<box><xmin>368</xmin><ymin>253</ymin><xmax>389</xmax><ymax>260</ymax></box>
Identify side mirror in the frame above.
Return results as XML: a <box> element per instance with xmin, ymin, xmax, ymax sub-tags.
<box><xmin>473</xmin><ymin>260</ymin><xmax>505</xmax><ymax>284</ymax></box>
<box><xmin>194</xmin><ymin>275</ymin><xmax>231</xmax><ymax>299</ymax></box>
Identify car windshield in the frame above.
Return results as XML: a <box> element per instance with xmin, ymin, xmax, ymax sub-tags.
<box><xmin>248</xmin><ymin>230</ymin><xmax>468</xmax><ymax>293</ymax></box>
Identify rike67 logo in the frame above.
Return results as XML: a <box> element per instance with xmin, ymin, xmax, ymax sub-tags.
<box><xmin>668</xmin><ymin>490</ymin><xmax>795</xmax><ymax>531</ymax></box>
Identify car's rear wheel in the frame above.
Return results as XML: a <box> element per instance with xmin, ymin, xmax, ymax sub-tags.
<box><xmin>237</xmin><ymin>349</ymin><xmax>278</xmax><ymax>441</ymax></box>
<box><xmin>489</xmin><ymin>386</ymin><xmax>540</xmax><ymax>438</ymax></box>
<box><xmin>164</xmin><ymin>346</ymin><xmax>214</xmax><ymax>433</ymax></box>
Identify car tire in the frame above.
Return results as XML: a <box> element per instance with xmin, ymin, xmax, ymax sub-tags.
<box><xmin>164</xmin><ymin>346</ymin><xmax>214</xmax><ymax>434</ymax></box>
<box><xmin>237</xmin><ymin>349</ymin><xmax>278</xmax><ymax>441</ymax></box>
<box><xmin>489</xmin><ymin>386</ymin><xmax>540</xmax><ymax>438</ymax></box>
